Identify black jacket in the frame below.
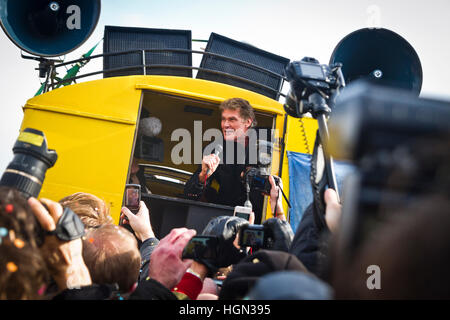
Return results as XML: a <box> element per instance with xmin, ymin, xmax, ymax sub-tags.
<box><xmin>138</xmin><ymin>237</ymin><xmax>160</xmax><ymax>283</ymax></box>
<box><xmin>184</xmin><ymin>142</ymin><xmax>265</xmax><ymax>223</ymax></box>
<box><xmin>289</xmin><ymin>203</ymin><xmax>331</xmax><ymax>278</ymax></box>
<box><xmin>184</xmin><ymin>142</ymin><xmax>248</xmax><ymax>205</ymax></box>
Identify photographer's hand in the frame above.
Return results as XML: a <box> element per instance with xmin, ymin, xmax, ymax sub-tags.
<box><xmin>149</xmin><ymin>227</ymin><xmax>196</xmax><ymax>289</ymax></box>
<box><xmin>121</xmin><ymin>201</ymin><xmax>155</xmax><ymax>242</ymax></box>
<box><xmin>324</xmin><ymin>188</ymin><xmax>342</xmax><ymax>233</ymax></box>
<box><xmin>201</xmin><ymin>216</ymin><xmax>248</xmax><ymax>273</ymax></box>
<box><xmin>269</xmin><ymin>175</ymin><xmax>286</xmax><ymax>221</ymax></box>
<box><xmin>27</xmin><ymin>197</ymin><xmax>92</xmax><ymax>291</ymax></box>
<box><xmin>263</xmin><ymin>218</ymin><xmax>294</xmax><ymax>252</ymax></box>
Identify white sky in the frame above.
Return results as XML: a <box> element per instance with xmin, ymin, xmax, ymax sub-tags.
<box><xmin>0</xmin><ymin>0</ymin><xmax>449</xmax><ymax>172</ymax></box>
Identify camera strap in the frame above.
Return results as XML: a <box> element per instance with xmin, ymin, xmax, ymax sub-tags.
<box><xmin>46</xmin><ymin>207</ymin><xmax>85</xmax><ymax>241</ymax></box>
<box><xmin>310</xmin><ymin>131</ymin><xmax>330</xmax><ymax>232</ymax></box>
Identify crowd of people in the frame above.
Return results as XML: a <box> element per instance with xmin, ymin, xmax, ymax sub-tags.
<box><xmin>1</xmin><ymin>176</ymin><xmax>448</xmax><ymax>300</ymax></box>
<box><xmin>1</xmin><ymin>97</ymin><xmax>449</xmax><ymax>301</ymax></box>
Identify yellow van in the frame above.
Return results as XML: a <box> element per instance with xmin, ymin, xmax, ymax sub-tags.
<box><xmin>18</xmin><ymin>27</ymin><xmax>318</xmax><ymax>236</ymax></box>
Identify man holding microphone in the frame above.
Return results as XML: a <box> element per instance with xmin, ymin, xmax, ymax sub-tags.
<box><xmin>184</xmin><ymin>98</ymin><xmax>285</xmax><ymax>223</ymax></box>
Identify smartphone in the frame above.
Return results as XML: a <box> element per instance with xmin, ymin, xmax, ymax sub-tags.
<box><xmin>239</xmin><ymin>225</ymin><xmax>272</xmax><ymax>248</ymax></box>
<box><xmin>125</xmin><ymin>184</ymin><xmax>141</xmax><ymax>213</ymax></box>
<box><xmin>182</xmin><ymin>236</ymin><xmax>218</xmax><ymax>260</ymax></box>
<box><xmin>233</xmin><ymin>205</ymin><xmax>252</xmax><ymax>221</ymax></box>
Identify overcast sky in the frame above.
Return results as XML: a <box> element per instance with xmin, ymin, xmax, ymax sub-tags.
<box><xmin>0</xmin><ymin>0</ymin><xmax>449</xmax><ymax>172</ymax></box>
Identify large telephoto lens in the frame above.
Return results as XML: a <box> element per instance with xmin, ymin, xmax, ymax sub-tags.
<box><xmin>0</xmin><ymin>128</ymin><xmax>57</xmax><ymax>198</ymax></box>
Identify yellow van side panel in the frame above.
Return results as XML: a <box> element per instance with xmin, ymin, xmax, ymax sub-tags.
<box><xmin>285</xmin><ymin>117</ymin><xmax>318</xmax><ymax>154</ymax></box>
<box><xmin>135</xmin><ymin>76</ymin><xmax>284</xmax><ymax>115</ymax></box>
<box><xmin>277</xmin><ymin>116</ymin><xmax>318</xmax><ymax>221</ymax></box>
<box><xmin>22</xmin><ymin>77</ymin><xmax>142</xmax><ymax>224</ymax></box>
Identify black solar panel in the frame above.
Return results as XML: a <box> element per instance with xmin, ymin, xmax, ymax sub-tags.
<box><xmin>103</xmin><ymin>26</ymin><xmax>192</xmax><ymax>78</ymax></box>
<box><xmin>196</xmin><ymin>33</ymin><xmax>289</xmax><ymax>100</ymax></box>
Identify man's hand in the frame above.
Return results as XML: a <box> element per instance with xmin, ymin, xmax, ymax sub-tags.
<box><xmin>268</xmin><ymin>175</ymin><xmax>286</xmax><ymax>221</ymax></box>
<box><xmin>148</xmin><ymin>228</ymin><xmax>196</xmax><ymax>289</ymax></box>
<box><xmin>121</xmin><ymin>201</ymin><xmax>155</xmax><ymax>242</ymax></box>
<box><xmin>27</xmin><ymin>197</ymin><xmax>92</xmax><ymax>291</ymax></box>
<box><xmin>199</xmin><ymin>154</ymin><xmax>220</xmax><ymax>183</ymax></box>
<box><xmin>324</xmin><ymin>188</ymin><xmax>342</xmax><ymax>234</ymax></box>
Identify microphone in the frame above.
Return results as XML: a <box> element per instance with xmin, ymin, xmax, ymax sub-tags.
<box><xmin>206</xmin><ymin>144</ymin><xmax>223</xmax><ymax>177</ymax></box>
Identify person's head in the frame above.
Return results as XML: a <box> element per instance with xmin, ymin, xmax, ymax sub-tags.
<box><xmin>219</xmin><ymin>250</ymin><xmax>309</xmax><ymax>300</ymax></box>
<box><xmin>82</xmin><ymin>224</ymin><xmax>141</xmax><ymax>293</ymax></box>
<box><xmin>0</xmin><ymin>187</ymin><xmax>49</xmax><ymax>299</ymax></box>
<box><xmin>220</xmin><ymin>98</ymin><xmax>256</xmax><ymax>141</ymax></box>
<box><xmin>59</xmin><ymin>192</ymin><xmax>113</xmax><ymax>230</ymax></box>
<box><xmin>0</xmin><ymin>187</ymin><xmax>43</xmax><ymax>249</ymax></box>
<box><xmin>0</xmin><ymin>240</ymin><xmax>49</xmax><ymax>300</ymax></box>
<box><xmin>131</xmin><ymin>157</ymin><xmax>140</xmax><ymax>175</ymax></box>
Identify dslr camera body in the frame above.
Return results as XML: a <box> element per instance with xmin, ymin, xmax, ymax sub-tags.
<box><xmin>238</xmin><ymin>224</ymin><xmax>274</xmax><ymax>250</ymax></box>
<box><xmin>243</xmin><ymin>139</ymin><xmax>279</xmax><ymax>195</ymax></box>
<box><xmin>284</xmin><ymin>57</ymin><xmax>345</xmax><ymax>118</ymax></box>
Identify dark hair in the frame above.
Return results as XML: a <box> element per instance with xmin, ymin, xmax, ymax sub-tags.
<box><xmin>0</xmin><ymin>241</ymin><xmax>48</xmax><ymax>299</ymax></box>
<box><xmin>0</xmin><ymin>187</ymin><xmax>42</xmax><ymax>248</ymax></box>
<box><xmin>219</xmin><ymin>98</ymin><xmax>257</xmax><ymax>127</ymax></box>
<box><xmin>0</xmin><ymin>187</ymin><xmax>49</xmax><ymax>299</ymax></box>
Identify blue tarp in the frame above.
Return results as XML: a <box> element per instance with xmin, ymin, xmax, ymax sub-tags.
<box><xmin>286</xmin><ymin>151</ymin><xmax>355</xmax><ymax>233</ymax></box>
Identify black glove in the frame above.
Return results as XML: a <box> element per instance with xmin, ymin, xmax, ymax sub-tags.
<box><xmin>200</xmin><ymin>216</ymin><xmax>249</xmax><ymax>273</ymax></box>
<box><xmin>262</xmin><ymin>218</ymin><xmax>294</xmax><ymax>252</ymax></box>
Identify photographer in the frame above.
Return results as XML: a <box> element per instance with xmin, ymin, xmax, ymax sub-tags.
<box><xmin>121</xmin><ymin>201</ymin><xmax>160</xmax><ymax>282</ymax></box>
<box><xmin>0</xmin><ymin>187</ymin><xmax>50</xmax><ymax>299</ymax></box>
<box><xmin>171</xmin><ymin>216</ymin><xmax>249</xmax><ymax>300</ymax></box>
<box><xmin>172</xmin><ymin>213</ymin><xmax>295</xmax><ymax>300</ymax></box>
<box><xmin>26</xmin><ymin>197</ymin><xmax>100</xmax><ymax>299</ymax></box>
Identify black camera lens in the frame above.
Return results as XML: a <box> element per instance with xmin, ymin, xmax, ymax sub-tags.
<box><xmin>0</xmin><ymin>128</ymin><xmax>57</xmax><ymax>199</ymax></box>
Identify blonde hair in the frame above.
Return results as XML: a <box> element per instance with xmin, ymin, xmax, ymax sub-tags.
<box><xmin>59</xmin><ymin>192</ymin><xmax>113</xmax><ymax>229</ymax></box>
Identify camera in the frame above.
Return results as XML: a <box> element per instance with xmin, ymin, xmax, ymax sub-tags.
<box><xmin>244</xmin><ymin>138</ymin><xmax>279</xmax><ymax>195</ymax></box>
<box><xmin>120</xmin><ymin>184</ymin><xmax>141</xmax><ymax>225</ymax></box>
<box><xmin>284</xmin><ymin>57</ymin><xmax>345</xmax><ymax>118</ymax></box>
<box><xmin>124</xmin><ymin>184</ymin><xmax>141</xmax><ymax>213</ymax></box>
<box><xmin>0</xmin><ymin>128</ymin><xmax>57</xmax><ymax>199</ymax></box>
<box><xmin>233</xmin><ymin>205</ymin><xmax>252</xmax><ymax>221</ymax></box>
<box><xmin>238</xmin><ymin>224</ymin><xmax>274</xmax><ymax>249</ymax></box>
<box><xmin>282</xmin><ymin>57</ymin><xmax>346</xmax><ymax>230</ymax></box>
<box><xmin>245</xmin><ymin>168</ymin><xmax>280</xmax><ymax>195</ymax></box>
<box><xmin>182</xmin><ymin>235</ymin><xmax>219</xmax><ymax>260</ymax></box>
<box><xmin>328</xmin><ymin>81</ymin><xmax>450</xmax><ymax>261</ymax></box>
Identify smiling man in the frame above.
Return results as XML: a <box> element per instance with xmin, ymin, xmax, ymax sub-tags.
<box><xmin>184</xmin><ymin>98</ymin><xmax>259</xmax><ymax>215</ymax></box>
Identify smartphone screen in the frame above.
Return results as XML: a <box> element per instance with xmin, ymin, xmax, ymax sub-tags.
<box><xmin>239</xmin><ymin>225</ymin><xmax>265</xmax><ymax>248</ymax></box>
<box><xmin>233</xmin><ymin>206</ymin><xmax>252</xmax><ymax>221</ymax></box>
<box><xmin>235</xmin><ymin>212</ymin><xmax>251</xmax><ymax>221</ymax></box>
<box><xmin>182</xmin><ymin>236</ymin><xmax>218</xmax><ymax>260</ymax></box>
<box><xmin>125</xmin><ymin>184</ymin><xmax>141</xmax><ymax>212</ymax></box>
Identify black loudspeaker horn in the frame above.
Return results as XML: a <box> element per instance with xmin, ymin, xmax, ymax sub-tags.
<box><xmin>0</xmin><ymin>0</ymin><xmax>101</xmax><ymax>57</ymax></box>
<box><xmin>330</xmin><ymin>28</ymin><xmax>423</xmax><ymax>95</ymax></box>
